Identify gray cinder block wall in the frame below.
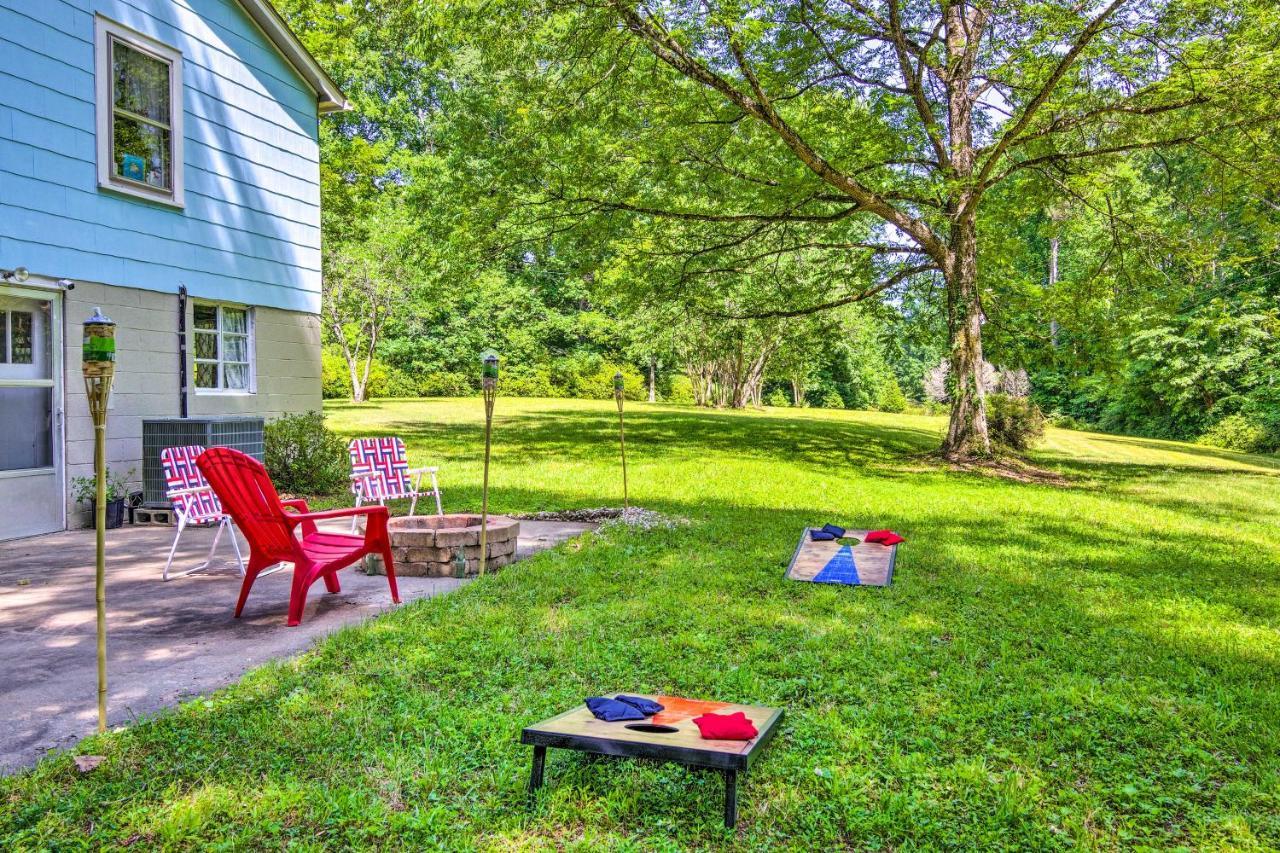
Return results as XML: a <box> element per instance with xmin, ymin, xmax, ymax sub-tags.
<box><xmin>63</xmin><ymin>282</ymin><xmax>322</xmax><ymax>527</ymax></box>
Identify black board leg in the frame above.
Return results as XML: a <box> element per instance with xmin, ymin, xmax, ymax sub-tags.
<box><xmin>723</xmin><ymin>768</ymin><xmax>738</xmax><ymax>828</ymax></box>
<box><xmin>529</xmin><ymin>745</ymin><xmax>547</xmax><ymax>801</ymax></box>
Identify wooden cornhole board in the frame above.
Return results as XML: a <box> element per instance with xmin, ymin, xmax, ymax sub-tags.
<box><xmin>521</xmin><ymin>694</ymin><xmax>783</xmax><ymax>828</ymax></box>
<box><xmin>785</xmin><ymin>528</ymin><xmax>898</xmax><ymax>587</ymax></box>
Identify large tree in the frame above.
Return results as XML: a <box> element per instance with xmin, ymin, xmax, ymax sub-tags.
<box><xmin>453</xmin><ymin>0</ymin><xmax>1278</xmax><ymax>457</ymax></box>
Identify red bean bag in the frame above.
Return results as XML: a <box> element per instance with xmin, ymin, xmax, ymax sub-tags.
<box><xmin>864</xmin><ymin>529</ymin><xmax>905</xmax><ymax>546</ymax></box>
<box><xmin>692</xmin><ymin>711</ymin><xmax>759</xmax><ymax>740</ymax></box>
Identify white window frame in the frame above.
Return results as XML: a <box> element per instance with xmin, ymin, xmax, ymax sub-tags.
<box><xmin>192</xmin><ymin>302</ymin><xmax>256</xmax><ymax>395</ymax></box>
<box><xmin>94</xmin><ymin>16</ymin><xmax>185</xmax><ymax>207</ymax></box>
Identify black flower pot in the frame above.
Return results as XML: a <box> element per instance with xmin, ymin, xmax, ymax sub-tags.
<box><xmin>90</xmin><ymin>498</ymin><xmax>126</xmax><ymax>530</ymax></box>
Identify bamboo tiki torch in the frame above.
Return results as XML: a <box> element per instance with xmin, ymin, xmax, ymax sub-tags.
<box><xmin>82</xmin><ymin>308</ymin><xmax>116</xmax><ymax>734</ymax></box>
<box><xmin>613</xmin><ymin>371</ymin><xmax>628</xmax><ymax>512</ymax></box>
<box><xmin>478</xmin><ymin>352</ymin><xmax>499</xmax><ymax>576</ymax></box>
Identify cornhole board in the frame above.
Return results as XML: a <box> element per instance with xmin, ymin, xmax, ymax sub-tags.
<box><xmin>521</xmin><ymin>694</ymin><xmax>783</xmax><ymax>828</ymax></box>
<box><xmin>785</xmin><ymin>528</ymin><xmax>898</xmax><ymax>587</ymax></box>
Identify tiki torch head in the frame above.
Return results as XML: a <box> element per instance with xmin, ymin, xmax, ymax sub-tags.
<box><xmin>481</xmin><ymin>352</ymin><xmax>499</xmax><ymax>392</ymax></box>
<box><xmin>82</xmin><ymin>307</ymin><xmax>117</xmax><ymax>381</ymax></box>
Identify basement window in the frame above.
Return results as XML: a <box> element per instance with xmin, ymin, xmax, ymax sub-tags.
<box><xmin>95</xmin><ymin>16</ymin><xmax>184</xmax><ymax>206</ymax></box>
<box><xmin>193</xmin><ymin>303</ymin><xmax>255</xmax><ymax>393</ymax></box>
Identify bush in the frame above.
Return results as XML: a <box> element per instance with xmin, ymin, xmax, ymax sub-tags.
<box><xmin>1047</xmin><ymin>411</ymin><xmax>1085</xmax><ymax>430</ymax></box>
<box><xmin>419</xmin><ymin>371</ymin><xmax>476</xmax><ymax>397</ymax></box>
<box><xmin>502</xmin><ymin>365</ymin><xmax>558</xmax><ymax>398</ymax></box>
<box><xmin>1197</xmin><ymin>414</ymin><xmax>1272</xmax><ymax>454</ymax></box>
<box><xmin>877</xmin><ymin>379</ymin><xmax>908</xmax><ymax>413</ymax></box>
<box><xmin>264</xmin><ymin>412</ymin><xmax>349</xmax><ymax>495</ymax></box>
<box><xmin>319</xmin><ymin>347</ymin><xmax>392</xmax><ymax>399</ymax></box>
<box><xmin>765</xmin><ymin>389</ymin><xmax>790</xmax><ymax>408</ymax></box>
<box><xmin>986</xmin><ymin>393</ymin><xmax>1046</xmax><ymax>451</ymax></box>
<box><xmin>575</xmin><ymin>363</ymin><xmax>646</xmax><ymax>400</ymax></box>
<box><xmin>321</xmin><ymin>348</ymin><xmax>351</xmax><ymax>399</ymax></box>
<box><xmin>383</xmin><ymin>369</ymin><xmax>421</xmax><ymax>398</ymax></box>
<box><xmin>819</xmin><ymin>390</ymin><xmax>846</xmax><ymax>409</ymax></box>
<box><xmin>666</xmin><ymin>374</ymin><xmax>695</xmax><ymax>404</ymax></box>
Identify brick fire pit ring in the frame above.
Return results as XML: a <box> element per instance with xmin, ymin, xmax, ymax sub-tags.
<box><xmin>367</xmin><ymin>514</ymin><xmax>520</xmax><ymax>577</ymax></box>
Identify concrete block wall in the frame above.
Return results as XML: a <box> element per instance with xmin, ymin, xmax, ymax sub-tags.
<box><xmin>63</xmin><ymin>281</ymin><xmax>322</xmax><ymax>527</ymax></box>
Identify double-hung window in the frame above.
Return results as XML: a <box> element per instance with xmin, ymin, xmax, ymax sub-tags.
<box><xmin>193</xmin><ymin>304</ymin><xmax>254</xmax><ymax>393</ymax></box>
<box><xmin>95</xmin><ymin>17</ymin><xmax>184</xmax><ymax>205</ymax></box>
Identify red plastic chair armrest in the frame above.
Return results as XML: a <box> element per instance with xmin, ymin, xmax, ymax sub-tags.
<box><xmin>285</xmin><ymin>505</ymin><xmax>390</xmax><ymax>543</ymax></box>
<box><xmin>280</xmin><ymin>498</ymin><xmax>315</xmax><ymax>536</ymax></box>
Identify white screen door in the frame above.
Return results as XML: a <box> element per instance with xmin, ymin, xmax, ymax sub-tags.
<box><xmin>0</xmin><ymin>285</ymin><xmax>63</xmax><ymax>540</ymax></box>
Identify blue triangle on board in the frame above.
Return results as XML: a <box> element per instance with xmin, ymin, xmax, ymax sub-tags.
<box><xmin>812</xmin><ymin>544</ymin><xmax>860</xmax><ymax>585</ymax></box>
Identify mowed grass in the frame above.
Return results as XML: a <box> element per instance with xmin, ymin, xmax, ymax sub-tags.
<box><xmin>4</xmin><ymin>398</ymin><xmax>1280</xmax><ymax>849</ymax></box>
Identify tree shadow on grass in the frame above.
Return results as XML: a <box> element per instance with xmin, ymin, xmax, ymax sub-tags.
<box><xmin>367</xmin><ymin>407</ymin><xmax>945</xmax><ymax>474</ymax></box>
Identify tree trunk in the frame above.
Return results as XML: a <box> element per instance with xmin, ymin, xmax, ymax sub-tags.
<box><xmin>941</xmin><ymin>218</ymin><xmax>991</xmax><ymax>460</ymax></box>
<box><xmin>790</xmin><ymin>377</ymin><xmax>805</xmax><ymax>407</ymax></box>
<box><xmin>1048</xmin><ymin>236</ymin><xmax>1060</xmax><ymax>348</ymax></box>
<box><xmin>648</xmin><ymin>359</ymin><xmax>656</xmax><ymax>402</ymax></box>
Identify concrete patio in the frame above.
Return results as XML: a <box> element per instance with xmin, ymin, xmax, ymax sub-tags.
<box><xmin>0</xmin><ymin>517</ymin><xmax>595</xmax><ymax>774</ymax></box>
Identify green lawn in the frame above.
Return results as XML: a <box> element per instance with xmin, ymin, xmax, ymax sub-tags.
<box><xmin>4</xmin><ymin>398</ymin><xmax>1279</xmax><ymax>849</ymax></box>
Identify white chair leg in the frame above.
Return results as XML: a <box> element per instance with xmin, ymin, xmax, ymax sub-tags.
<box><xmin>409</xmin><ymin>470</ymin><xmax>425</xmax><ymax>517</ymax></box>
<box><xmin>351</xmin><ymin>494</ymin><xmax>363</xmax><ymax>533</ymax></box>
<box><xmin>226</xmin><ymin>518</ymin><xmax>246</xmax><ymax>576</ymax></box>
<box><xmin>431</xmin><ymin>472</ymin><xmax>443</xmax><ymax>516</ymax></box>
<box><xmin>162</xmin><ymin>514</ymin><xmax>187</xmax><ymax>581</ymax></box>
<box><xmin>197</xmin><ymin>519</ymin><xmax>224</xmax><ymax>571</ymax></box>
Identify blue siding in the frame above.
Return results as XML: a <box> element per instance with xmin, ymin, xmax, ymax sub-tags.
<box><xmin>0</xmin><ymin>0</ymin><xmax>322</xmax><ymax>313</ymax></box>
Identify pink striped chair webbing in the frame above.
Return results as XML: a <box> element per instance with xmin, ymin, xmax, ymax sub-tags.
<box><xmin>161</xmin><ymin>445</ymin><xmax>225</xmax><ymax>523</ymax></box>
<box><xmin>349</xmin><ymin>437</ymin><xmax>415</xmax><ymax>501</ymax></box>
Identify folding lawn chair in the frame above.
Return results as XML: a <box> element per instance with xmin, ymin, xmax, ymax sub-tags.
<box><xmin>347</xmin><ymin>437</ymin><xmax>443</xmax><ymax>531</ymax></box>
<box><xmin>160</xmin><ymin>445</ymin><xmax>245</xmax><ymax>581</ymax></box>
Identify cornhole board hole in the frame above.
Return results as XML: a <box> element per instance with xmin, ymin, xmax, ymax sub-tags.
<box><xmin>521</xmin><ymin>694</ymin><xmax>783</xmax><ymax>828</ymax></box>
<box><xmin>786</xmin><ymin>528</ymin><xmax>898</xmax><ymax>587</ymax></box>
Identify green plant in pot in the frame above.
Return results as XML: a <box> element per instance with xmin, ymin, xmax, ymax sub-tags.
<box><xmin>72</xmin><ymin>467</ymin><xmax>135</xmax><ymax>530</ymax></box>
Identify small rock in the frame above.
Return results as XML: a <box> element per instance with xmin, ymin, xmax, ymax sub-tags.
<box><xmin>73</xmin><ymin>755</ymin><xmax>105</xmax><ymax>773</ymax></box>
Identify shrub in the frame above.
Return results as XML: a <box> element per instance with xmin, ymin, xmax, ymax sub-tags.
<box><xmin>666</xmin><ymin>374</ymin><xmax>695</xmax><ymax>404</ymax></box>
<box><xmin>502</xmin><ymin>365</ymin><xmax>558</xmax><ymax>398</ymax></box>
<box><xmin>986</xmin><ymin>393</ymin><xmax>1046</xmax><ymax>451</ymax></box>
<box><xmin>765</xmin><ymin>389</ymin><xmax>790</xmax><ymax>408</ymax></box>
<box><xmin>383</xmin><ymin>369</ymin><xmax>421</xmax><ymax>398</ymax></box>
<box><xmin>419</xmin><ymin>371</ymin><xmax>476</xmax><ymax>397</ymax></box>
<box><xmin>819</xmin><ymin>390</ymin><xmax>846</xmax><ymax>409</ymax></box>
<box><xmin>1197</xmin><ymin>414</ymin><xmax>1272</xmax><ymax>454</ymax></box>
<box><xmin>319</xmin><ymin>347</ymin><xmax>392</xmax><ymax>400</ymax></box>
<box><xmin>877</xmin><ymin>379</ymin><xmax>908</xmax><ymax>413</ymax></box>
<box><xmin>321</xmin><ymin>348</ymin><xmax>351</xmax><ymax>399</ymax></box>
<box><xmin>1047</xmin><ymin>411</ymin><xmax>1085</xmax><ymax>430</ymax></box>
<box><xmin>264</xmin><ymin>412</ymin><xmax>349</xmax><ymax>495</ymax></box>
<box><xmin>576</xmin><ymin>363</ymin><xmax>645</xmax><ymax>400</ymax></box>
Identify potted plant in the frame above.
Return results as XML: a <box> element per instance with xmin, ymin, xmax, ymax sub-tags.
<box><xmin>72</xmin><ymin>467</ymin><xmax>135</xmax><ymax>530</ymax></box>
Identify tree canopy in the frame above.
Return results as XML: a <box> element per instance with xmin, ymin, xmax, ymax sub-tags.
<box><xmin>277</xmin><ymin>0</ymin><xmax>1280</xmax><ymax>455</ymax></box>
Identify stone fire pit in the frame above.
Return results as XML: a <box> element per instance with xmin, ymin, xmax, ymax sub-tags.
<box><xmin>366</xmin><ymin>513</ymin><xmax>520</xmax><ymax>578</ymax></box>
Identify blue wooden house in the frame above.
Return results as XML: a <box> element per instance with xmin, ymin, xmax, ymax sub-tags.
<box><xmin>0</xmin><ymin>0</ymin><xmax>346</xmax><ymax>538</ymax></box>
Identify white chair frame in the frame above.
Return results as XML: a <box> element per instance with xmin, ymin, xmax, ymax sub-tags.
<box><xmin>162</xmin><ymin>486</ymin><xmax>246</xmax><ymax>581</ymax></box>
<box><xmin>349</xmin><ymin>466</ymin><xmax>444</xmax><ymax>532</ymax></box>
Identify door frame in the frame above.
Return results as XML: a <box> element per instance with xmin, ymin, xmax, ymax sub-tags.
<box><xmin>0</xmin><ymin>278</ymin><xmax>66</xmax><ymax>534</ymax></box>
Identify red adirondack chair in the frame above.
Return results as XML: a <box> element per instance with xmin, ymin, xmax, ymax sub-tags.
<box><xmin>196</xmin><ymin>447</ymin><xmax>400</xmax><ymax>627</ymax></box>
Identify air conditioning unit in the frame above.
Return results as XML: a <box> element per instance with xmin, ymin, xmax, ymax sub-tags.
<box><xmin>141</xmin><ymin>417</ymin><xmax>265</xmax><ymax>506</ymax></box>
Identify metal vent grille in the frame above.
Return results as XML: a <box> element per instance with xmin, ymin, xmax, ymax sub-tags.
<box><xmin>142</xmin><ymin>417</ymin><xmax>265</xmax><ymax>506</ymax></box>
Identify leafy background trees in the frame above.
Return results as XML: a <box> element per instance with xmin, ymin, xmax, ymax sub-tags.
<box><xmin>278</xmin><ymin>0</ymin><xmax>1280</xmax><ymax>455</ymax></box>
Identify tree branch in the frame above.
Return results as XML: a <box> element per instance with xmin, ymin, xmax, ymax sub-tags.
<box><xmin>711</xmin><ymin>262</ymin><xmax>935</xmax><ymax>319</ymax></box>
<box><xmin>973</xmin><ymin>0</ymin><xmax>1130</xmax><ymax>192</ymax></box>
<box><xmin>610</xmin><ymin>1</ymin><xmax>950</xmax><ymax>263</ymax></box>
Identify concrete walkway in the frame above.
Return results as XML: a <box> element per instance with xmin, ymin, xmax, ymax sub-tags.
<box><xmin>0</xmin><ymin>518</ymin><xmax>594</xmax><ymax>774</ymax></box>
